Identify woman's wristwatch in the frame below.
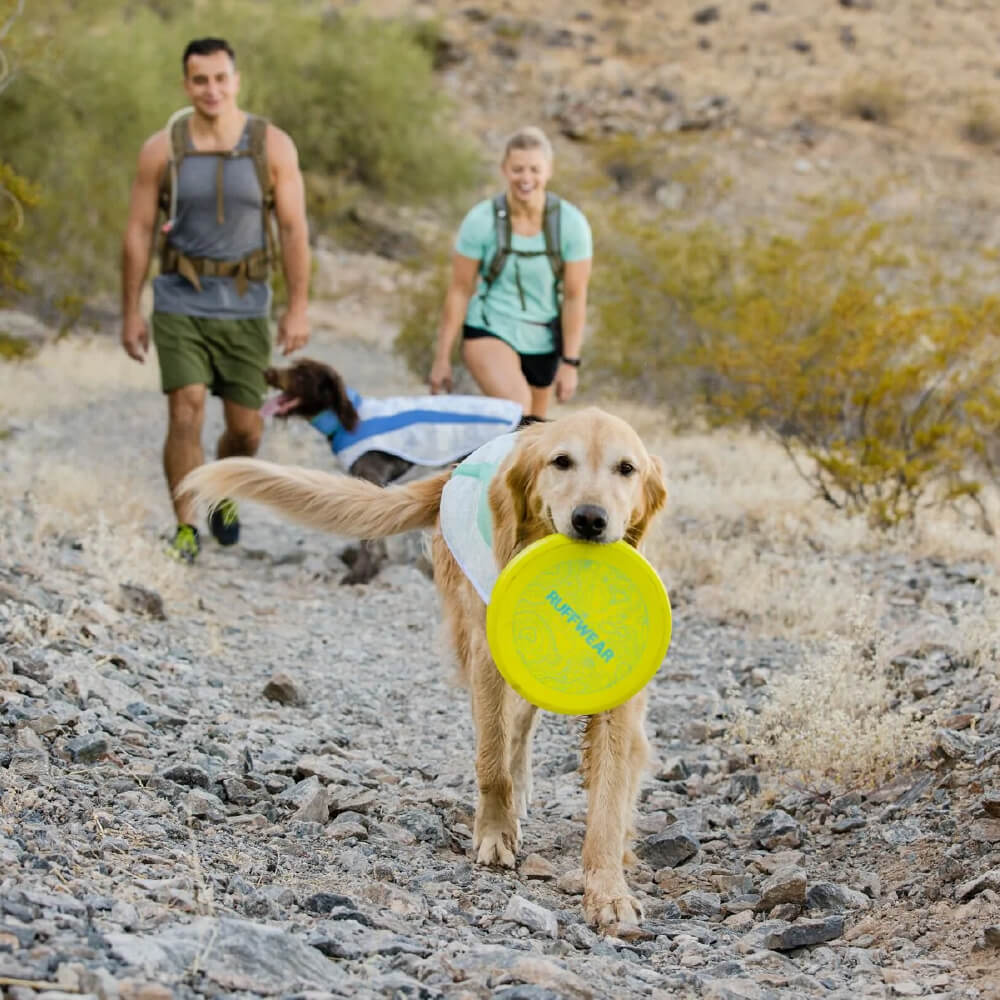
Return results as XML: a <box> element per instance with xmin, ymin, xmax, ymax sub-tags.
<box><xmin>560</xmin><ymin>356</ymin><xmax>581</xmax><ymax>367</ymax></box>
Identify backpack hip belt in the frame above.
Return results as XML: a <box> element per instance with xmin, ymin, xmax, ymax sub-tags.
<box><xmin>160</xmin><ymin>244</ymin><xmax>269</xmax><ymax>297</ymax></box>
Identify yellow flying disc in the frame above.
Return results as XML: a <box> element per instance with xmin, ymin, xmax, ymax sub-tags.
<box><xmin>486</xmin><ymin>536</ymin><xmax>672</xmax><ymax>715</ymax></box>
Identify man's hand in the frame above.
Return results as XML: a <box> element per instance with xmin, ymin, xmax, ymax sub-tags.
<box><xmin>277</xmin><ymin>308</ymin><xmax>310</xmax><ymax>355</ymax></box>
<box><xmin>429</xmin><ymin>357</ymin><xmax>453</xmax><ymax>394</ymax></box>
<box><xmin>122</xmin><ymin>313</ymin><xmax>150</xmax><ymax>363</ymax></box>
<box><xmin>554</xmin><ymin>362</ymin><xmax>578</xmax><ymax>404</ymax></box>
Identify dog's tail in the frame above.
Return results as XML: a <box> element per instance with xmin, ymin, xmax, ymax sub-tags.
<box><xmin>178</xmin><ymin>459</ymin><xmax>448</xmax><ymax>538</ymax></box>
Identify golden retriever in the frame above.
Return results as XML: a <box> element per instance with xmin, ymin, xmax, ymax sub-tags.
<box><xmin>179</xmin><ymin>407</ymin><xmax>668</xmax><ymax>929</ymax></box>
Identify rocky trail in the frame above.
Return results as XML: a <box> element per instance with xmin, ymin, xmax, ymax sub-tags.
<box><xmin>0</xmin><ymin>307</ymin><xmax>999</xmax><ymax>1000</ymax></box>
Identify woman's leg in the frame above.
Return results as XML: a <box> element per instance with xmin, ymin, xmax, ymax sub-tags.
<box><xmin>461</xmin><ymin>337</ymin><xmax>532</xmax><ymax>412</ymax></box>
<box><xmin>528</xmin><ymin>384</ymin><xmax>554</xmax><ymax>419</ymax></box>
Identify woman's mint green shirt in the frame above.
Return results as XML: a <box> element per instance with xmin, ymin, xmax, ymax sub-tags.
<box><xmin>455</xmin><ymin>196</ymin><xmax>592</xmax><ymax>354</ymax></box>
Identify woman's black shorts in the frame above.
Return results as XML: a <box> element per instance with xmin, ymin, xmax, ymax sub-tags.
<box><xmin>462</xmin><ymin>324</ymin><xmax>560</xmax><ymax>389</ymax></box>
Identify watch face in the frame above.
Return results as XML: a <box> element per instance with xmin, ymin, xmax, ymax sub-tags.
<box><xmin>487</xmin><ymin>536</ymin><xmax>672</xmax><ymax>714</ymax></box>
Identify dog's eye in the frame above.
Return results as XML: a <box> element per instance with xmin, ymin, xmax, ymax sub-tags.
<box><xmin>617</xmin><ymin>461</ymin><xmax>636</xmax><ymax>477</ymax></box>
<box><xmin>551</xmin><ymin>454</ymin><xmax>574</xmax><ymax>470</ymax></box>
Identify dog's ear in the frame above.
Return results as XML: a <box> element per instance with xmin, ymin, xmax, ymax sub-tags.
<box><xmin>625</xmin><ymin>454</ymin><xmax>668</xmax><ymax>548</ymax></box>
<box><xmin>489</xmin><ymin>425</ymin><xmax>545</xmax><ymax>567</ymax></box>
<box><xmin>321</xmin><ymin>370</ymin><xmax>360</xmax><ymax>432</ymax></box>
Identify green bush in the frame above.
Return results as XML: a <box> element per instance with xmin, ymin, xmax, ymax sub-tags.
<box><xmin>0</xmin><ymin>159</ymin><xmax>39</xmax><ymax>304</ymax></box>
<box><xmin>592</xmin><ymin>199</ymin><xmax>1000</xmax><ymax>527</ymax></box>
<box><xmin>393</xmin><ymin>250</ymin><xmax>451</xmax><ymax>377</ymax></box>
<box><xmin>0</xmin><ymin>1</ymin><xmax>478</xmax><ymax>312</ymax></box>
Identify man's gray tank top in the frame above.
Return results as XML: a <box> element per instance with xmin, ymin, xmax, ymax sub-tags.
<box><xmin>152</xmin><ymin>116</ymin><xmax>271</xmax><ymax>319</ymax></box>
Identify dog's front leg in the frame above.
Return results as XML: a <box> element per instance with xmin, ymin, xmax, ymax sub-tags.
<box><xmin>470</xmin><ymin>648</ymin><xmax>520</xmax><ymax>868</ymax></box>
<box><xmin>509</xmin><ymin>696</ymin><xmax>539</xmax><ymax>819</ymax></box>
<box><xmin>580</xmin><ymin>691</ymin><xmax>649</xmax><ymax>929</ymax></box>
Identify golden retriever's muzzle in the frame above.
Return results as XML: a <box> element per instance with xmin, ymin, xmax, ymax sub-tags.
<box><xmin>570</xmin><ymin>503</ymin><xmax>609</xmax><ymax>541</ymax></box>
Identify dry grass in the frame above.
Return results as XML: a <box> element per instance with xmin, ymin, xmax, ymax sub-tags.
<box><xmin>839</xmin><ymin>77</ymin><xmax>906</xmax><ymax>126</ymax></box>
<box><xmin>732</xmin><ymin>603</ymin><xmax>937</xmax><ymax>788</ymax></box>
<box><xmin>2</xmin><ymin>451</ymin><xmax>189</xmax><ymax>612</ymax></box>
<box><xmin>960</xmin><ymin>101</ymin><xmax>1000</xmax><ymax>147</ymax></box>
<box><xmin>0</xmin><ymin>336</ymin><xmax>157</xmax><ymax>422</ymax></box>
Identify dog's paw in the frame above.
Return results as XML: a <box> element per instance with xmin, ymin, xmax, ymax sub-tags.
<box><xmin>583</xmin><ymin>874</ymin><xmax>644</xmax><ymax>930</ymax></box>
<box><xmin>475</xmin><ymin>829</ymin><xmax>518</xmax><ymax>868</ymax></box>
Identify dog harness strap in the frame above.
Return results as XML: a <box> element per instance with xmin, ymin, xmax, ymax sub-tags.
<box><xmin>440</xmin><ymin>433</ymin><xmax>519</xmax><ymax>603</ymax></box>
<box><xmin>451</xmin><ymin>462</ymin><xmax>498</xmax><ymax>548</ymax></box>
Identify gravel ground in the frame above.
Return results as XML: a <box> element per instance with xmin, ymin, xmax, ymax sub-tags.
<box><xmin>1</xmin><ymin>329</ymin><xmax>1000</xmax><ymax>1000</ymax></box>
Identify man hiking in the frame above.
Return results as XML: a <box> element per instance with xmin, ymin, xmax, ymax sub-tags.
<box><xmin>120</xmin><ymin>37</ymin><xmax>310</xmax><ymax>562</ymax></box>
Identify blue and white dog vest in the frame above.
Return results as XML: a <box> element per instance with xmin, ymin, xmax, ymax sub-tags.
<box><xmin>439</xmin><ymin>433</ymin><xmax>519</xmax><ymax>603</ymax></box>
<box><xmin>310</xmin><ymin>389</ymin><xmax>522</xmax><ymax>469</ymax></box>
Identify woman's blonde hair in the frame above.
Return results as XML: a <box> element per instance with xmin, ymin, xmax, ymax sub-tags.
<box><xmin>502</xmin><ymin>126</ymin><xmax>553</xmax><ymax>163</ymax></box>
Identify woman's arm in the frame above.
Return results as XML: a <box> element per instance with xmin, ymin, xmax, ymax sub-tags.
<box><xmin>429</xmin><ymin>252</ymin><xmax>480</xmax><ymax>393</ymax></box>
<box><xmin>554</xmin><ymin>256</ymin><xmax>591</xmax><ymax>403</ymax></box>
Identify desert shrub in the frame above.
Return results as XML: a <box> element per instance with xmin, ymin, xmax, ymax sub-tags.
<box><xmin>393</xmin><ymin>250</ymin><xmax>452</xmax><ymax>376</ymax></box>
<box><xmin>0</xmin><ymin>1</ymin><xmax>477</xmax><ymax>313</ymax></box>
<box><xmin>733</xmin><ymin>607</ymin><xmax>935</xmax><ymax>788</ymax></box>
<box><xmin>0</xmin><ymin>160</ymin><xmax>39</xmax><ymax>303</ymax></box>
<box><xmin>0</xmin><ymin>1</ymin><xmax>39</xmax><ymax>304</ymax></box>
<box><xmin>591</xmin><ymin>199</ymin><xmax>1000</xmax><ymax>527</ymax></box>
<box><xmin>960</xmin><ymin>100</ymin><xmax>1000</xmax><ymax>146</ymax></box>
<box><xmin>839</xmin><ymin>77</ymin><xmax>906</xmax><ymax>125</ymax></box>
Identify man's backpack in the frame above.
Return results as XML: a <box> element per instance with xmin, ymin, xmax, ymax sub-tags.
<box><xmin>480</xmin><ymin>192</ymin><xmax>564</xmax><ymax>317</ymax></box>
<box><xmin>155</xmin><ymin>107</ymin><xmax>279</xmax><ymax>293</ymax></box>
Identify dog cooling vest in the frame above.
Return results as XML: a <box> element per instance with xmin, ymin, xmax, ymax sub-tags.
<box><xmin>439</xmin><ymin>432</ymin><xmax>519</xmax><ymax>603</ymax></box>
<box><xmin>310</xmin><ymin>390</ymin><xmax>522</xmax><ymax>470</ymax></box>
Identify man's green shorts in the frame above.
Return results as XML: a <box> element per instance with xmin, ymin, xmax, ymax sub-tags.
<box><xmin>152</xmin><ymin>312</ymin><xmax>271</xmax><ymax>409</ymax></box>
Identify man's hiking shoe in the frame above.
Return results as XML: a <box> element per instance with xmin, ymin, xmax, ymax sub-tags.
<box><xmin>167</xmin><ymin>523</ymin><xmax>201</xmax><ymax>564</ymax></box>
<box><xmin>208</xmin><ymin>498</ymin><xmax>241</xmax><ymax>546</ymax></box>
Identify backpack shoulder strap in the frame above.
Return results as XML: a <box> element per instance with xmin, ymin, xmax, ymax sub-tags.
<box><xmin>246</xmin><ymin>115</ymin><xmax>279</xmax><ymax>268</ymax></box>
<box><xmin>246</xmin><ymin>114</ymin><xmax>273</xmax><ymax>206</ymax></box>
<box><xmin>483</xmin><ymin>193</ymin><xmax>511</xmax><ymax>286</ymax></box>
<box><xmin>542</xmin><ymin>192</ymin><xmax>564</xmax><ymax>282</ymax></box>
<box><xmin>158</xmin><ymin>108</ymin><xmax>192</xmax><ymax>210</ymax></box>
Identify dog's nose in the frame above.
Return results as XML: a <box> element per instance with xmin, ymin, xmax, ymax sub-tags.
<box><xmin>571</xmin><ymin>504</ymin><xmax>608</xmax><ymax>540</ymax></box>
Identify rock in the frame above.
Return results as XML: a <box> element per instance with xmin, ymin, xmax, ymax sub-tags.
<box><xmin>693</xmin><ymin>6</ymin><xmax>720</xmax><ymax>25</ymax></box>
<box><xmin>395</xmin><ymin>807</ymin><xmax>447</xmax><ymax>846</ymax></box>
<box><xmin>678</xmin><ymin>890</ymin><xmax>722</xmax><ymax>919</ymax></box>
<box><xmin>556</xmin><ymin>869</ymin><xmax>585</xmax><ymax>896</ymax></box>
<box><xmin>751</xmin><ymin>810</ymin><xmax>802</xmax><ymax>849</ymax></box>
<box><xmin>982</xmin><ymin>925</ymin><xmax>1000</xmax><ymax>949</ymax></box>
<box><xmin>262</xmin><ymin>671</ymin><xmax>304</xmax><ymax>706</ymax></box>
<box><xmin>449</xmin><ymin>946</ymin><xmax>592</xmax><ymax>998</ymax></box>
<box><xmin>160</xmin><ymin>762</ymin><xmax>211</xmax><ymax>788</ymax></box>
<box><xmin>520</xmin><ymin>853</ymin><xmax>557</xmax><ymax>879</ymax></box>
<box><xmin>277</xmin><ymin>776</ymin><xmax>329</xmax><ymax>823</ymax></box>
<box><xmin>184</xmin><ymin>788</ymin><xmax>225</xmax><ymax>821</ymax></box>
<box><xmin>640</xmin><ymin>824</ymin><xmax>699</xmax><ymax>868</ymax></box>
<box><xmin>656</xmin><ymin>756</ymin><xmax>689</xmax><ymax>781</ymax></box>
<box><xmin>503</xmin><ymin>894</ymin><xmax>559</xmax><ymax>938</ymax></box>
<box><xmin>806</xmin><ymin>881</ymin><xmax>872</xmax><ymax>913</ymax></box>
<box><xmin>295</xmin><ymin>753</ymin><xmax>352</xmax><ymax>784</ymax></box>
<box><xmin>742</xmin><ymin>916</ymin><xmax>844</xmax><ymax>951</ymax></box>
<box><xmin>955</xmin><ymin>868</ymin><xmax>1000</xmax><ymax>901</ymax></box>
<box><xmin>107</xmin><ymin>917</ymin><xmax>348</xmax><ymax>993</ymax></box>
<box><xmin>64</xmin><ymin>733</ymin><xmax>109</xmax><ymax>763</ymax></box>
<box><xmin>303</xmin><ymin>891</ymin><xmax>355</xmax><ymax>915</ymax></box>
<box><xmin>118</xmin><ymin>583</ymin><xmax>166</xmax><ymax>620</ymax></box>
<box><xmin>756</xmin><ymin>867</ymin><xmax>807</xmax><ymax>911</ymax></box>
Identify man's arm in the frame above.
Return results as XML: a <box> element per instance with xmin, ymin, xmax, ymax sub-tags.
<box><xmin>121</xmin><ymin>131</ymin><xmax>168</xmax><ymax>362</ymax></box>
<box><xmin>268</xmin><ymin>125</ymin><xmax>310</xmax><ymax>355</ymax></box>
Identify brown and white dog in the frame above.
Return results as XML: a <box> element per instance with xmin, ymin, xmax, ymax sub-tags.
<box><xmin>180</xmin><ymin>407</ymin><xmax>668</xmax><ymax>929</ymax></box>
